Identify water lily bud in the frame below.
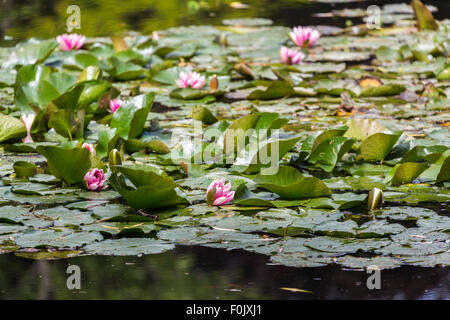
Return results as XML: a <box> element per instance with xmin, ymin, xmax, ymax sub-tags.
<box><xmin>367</xmin><ymin>187</ymin><xmax>383</xmax><ymax>211</ymax></box>
<box><xmin>109</xmin><ymin>99</ymin><xmax>123</xmax><ymax>113</ymax></box>
<box><xmin>234</xmin><ymin>63</ymin><xmax>254</xmax><ymax>79</ymax></box>
<box><xmin>109</xmin><ymin>148</ymin><xmax>122</xmax><ymax>170</ymax></box>
<box><xmin>82</xmin><ymin>143</ymin><xmax>96</xmax><ymax>155</ymax></box>
<box><xmin>218</xmin><ymin>33</ymin><xmax>228</xmax><ymax>46</ymax></box>
<box><xmin>210</xmin><ymin>75</ymin><xmax>218</xmax><ymax>91</ymax></box>
<box><xmin>21</xmin><ymin>113</ymin><xmax>35</xmax><ymax>143</ymax></box>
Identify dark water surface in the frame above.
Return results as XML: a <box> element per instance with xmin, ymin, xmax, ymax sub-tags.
<box><xmin>1</xmin><ymin>0</ymin><xmax>450</xmax><ymax>46</ymax></box>
<box><xmin>0</xmin><ymin>246</ymin><xmax>448</xmax><ymax>299</ymax></box>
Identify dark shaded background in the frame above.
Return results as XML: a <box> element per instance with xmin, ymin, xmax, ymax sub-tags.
<box><xmin>0</xmin><ymin>246</ymin><xmax>448</xmax><ymax>299</ymax></box>
<box><xmin>0</xmin><ymin>0</ymin><xmax>449</xmax><ymax>46</ymax></box>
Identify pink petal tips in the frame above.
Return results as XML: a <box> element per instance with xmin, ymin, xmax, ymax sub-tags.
<box><xmin>21</xmin><ymin>113</ymin><xmax>35</xmax><ymax>143</ymax></box>
<box><xmin>109</xmin><ymin>99</ymin><xmax>123</xmax><ymax>113</ymax></box>
<box><xmin>280</xmin><ymin>46</ymin><xmax>305</xmax><ymax>65</ymax></box>
<box><xmin>206</xmin><ymin>178</ymin><xmax>235</xmax><ymax>206</ymax></box>
<box><xmin>82</xmin><ymin>143</ymin><xmax>96</xmax><ymax>155</ymax></box>
<box><xmin>84</xmin><ymin>168</ymin><xmax>107</xmax><ymax>191</ymax></box>
<box><xmin>56</xmin><ymin>33</ymin><xmax>86</xmax><ymax>51</ymax></box>
<box><xmin>289</xmin><ymin>26</ymin><xmax>320</xmax><ymax>48</ymax></box>
<box><xmin>175</xmin><ymin>71</ymin><xmax>206</xmax><ymax>89</ymax></box>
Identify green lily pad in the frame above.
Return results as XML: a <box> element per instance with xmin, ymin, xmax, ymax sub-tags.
<box><xmin>0</xmin><ymin>113</ymin><xmax>26</xmax><ymax>143</ymax></box>
<box><xmin>9</xmin><ymin>40</ymin><xmax>57</xmax><ymax>67</ymax></box>
<box><xmin>248</xmin><ymin>81</ymin><xmax>295</xmax><ymax>100</ymax></box>
<box><xmin>336</xmin><ymin>255</ymin><xmax>402</xmax><ymax>270</ymax></box>
<box><xmin>109</xmin><ymin>173</ymin><xmax>189</xmax><ymax>210</ymax></box>
<box><xmin>254</xmin><ymin>166</ymin><xmax>332</xmax><ymax>199</ymax></box>
<box><xmin>114</xmin><ymin>164</ymin><xmax>177</xmax><ymax>189</ymax></box>
<box><xmin>223</xmin><ymin>113</ymin><xmax>260</xmax><ymax>158</ymax></box>
<box><xmin>190</xmin><ymin>106</ymin><xmax>217</xmax><ymax>124</ymax></box>
<box><xmin>357</xmin><ymin>132</ymin><xmax>402</xmax><ymax>162</ymax></box>
<box><xmin>419</xmin><ymin>150</ymin><xmax>450</xmax><ymax>183</ymax></box>
<box><xmin>385</xmin><ymin>162</ymin><xmax>429</xmax><ymax>185</ymax></box>
<box><xmin>0</xmin><ymin>205</ymin><xmax>29</xmax><ymax>224</ymax></box>
<box><xmin>36</xmin><ymin>145</ymin><xmax>92</xmax><ymax>184</ymax></box>
<box><xmin>15</xmin><ymin>229</ymin><xmax>103</xmax><ymax>248</ymax></box>
<box><xmin>304</xmin><ymin>236</ymin><xmax>391</xmax><ymax>254</ymax></box>
<box><xmin>84</xmin><ymin>238</ymin><xmax>175</xmax><ymax>256</ymax></box>
<box><xmin>110</xmin><ymin>93</ymin><xmax>154</xmax><ymax>139</ymax></box>
<box><xmin>13</xmin><ymin>161</ymin><xmax>37</xmax><ymax>178</ymax></box>
<box><xmin>308</xmin><ymin>136</ymin><xmax>355</xmax><ymax>172</ymax></box>
<box><xmin>14</xmin><ymin>64</ymin><xmax>75</xmax><ymax>111</ymax></box>
<box><xmin>411</xmin><ymin>0</ymin><xmax>439</xmax><ymax>30</ymax></box>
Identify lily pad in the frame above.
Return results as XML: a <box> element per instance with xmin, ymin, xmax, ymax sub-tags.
<box><xmin>254</xmin><ymin>166</ymin><xmax>332</xmax><ymax>199</ymax></box>
<box><xmin>84</xmin><ymin>238</ymin><xmax>175</xmax><ymax>256</ymax></box>
<box><xmin>357</xmin><ymin>132</ymin><xmax>402</xmax><ymax>162</ymax></box>
<box><xmin>36</xmin><ymin>145</ymin><xmax>92</xmax><ymax>184</ymax></box>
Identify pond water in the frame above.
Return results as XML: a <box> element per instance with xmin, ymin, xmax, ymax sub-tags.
<box><xmin>0</xmin><ymin>0</ymin><xmax>449</xmax><ymax>300</ymax></box>
<box><xmin>1</xmin><ymin>0</ymin><xmax>449</xmax><ymax>46</ymax></box>
<box><xmin>1</xmin><ymin>246</ymin><xmax>448</xmax><ymax>299</ymax></box>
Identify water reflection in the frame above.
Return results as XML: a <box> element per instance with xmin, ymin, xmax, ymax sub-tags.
<box><xmin>2</xmin><ymin>0</ymin><xmax>449</xmax><ymax>46</ymax></box>
<box><xmin>0</xmin><ymin>246</ymin><xmax>448</xmax><ymax>299</ymax></box>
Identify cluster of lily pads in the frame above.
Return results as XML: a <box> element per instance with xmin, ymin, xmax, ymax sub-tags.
<box><xmin>0</xmin><ymin>1</ymin><xmax>448</xmax><ymax>269</ymax></box>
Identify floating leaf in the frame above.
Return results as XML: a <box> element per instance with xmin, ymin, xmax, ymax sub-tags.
<box><xmin>344</xmin><ymin>119</ymin><xmax>388</xmax><ymax>141</ymax></box>
<box><xmin>248</xmin><ymin>81</ymin><xmax>295</xmax><ymax>100</ymax></box>
<box><xmin>419</xmin><ymin>150</ymin><xmax>450</xmax><ymax>183</ymax></box>
<box><xmin>223</xmin><ymin>113</ymin><xmax>260</xmax><ymax>158</ymax></box>
<box><xmin>15</xmin><ymin>229</ymin><xmax>103</xmax><ymax>248</ymax></box>
<box><xmin>375</xmin><ymin>46</ymin><xmax>402</xmax><ymax>61</ymax></box>
<box><xmin>190</xmin><ymin>105</ymin><xmax>217</xmax><ymax>124</ymax></box>
<box><xmin>0</xmin><ymin>113</ymin><xmax>26</xmax><ymax>143</ymax></box>
<box><xmin>36</xmin><ymin>145</ymin><xmax>92</xmax><ymax>184</ymax></box>
<box><xmin>169</xmin><ymin>88</ymin><xmax>215</xmax><ymax>100</ymax></box>
<box><xmin>357</xmin><ymin>132</ymin><xmax>402</xmax><ymax>162</ymax></box>
<box><xmin>109</xmin><ymin>173</ymin><xmax>189</xmax><ymax>210</ymax></box>
<box><xmin>8</xmin><ymin>40</ymin><xmax>57</xmax><ymax>67</ymax></box>
<box><xmin>238</xmin><ymin>136</ymin><xmax>301</xmax><ymax>173</ymax></box>
<box><xmin>360</xmin><ymin>84</ymin><xmax>405</xmax><ymax>97</ymax></box>
<box><xmin>14</xmin><ymin>64</ymin><xmax>75</xmax><ymax>111</ymax></box>
<box><xmin>411</xmin><ymin>0</ymin><xmax>439</xmax><ymax>30</ymax></box>
<box><xmin>13</xmin><ymin>161</ymin><xmax>37</xmax><ymax>178</ymax></box>
<box><xmin>84</xmin><ymin>238</ymin><xmax>175</xmax><ymax>256</ymax></box>
<box><xmin>254</xmin><ymin>166</ymin><xmax>331</xmax><ymax>199</ymax></box>
<box><xmin>110</xmin><ymin>93</ymin><xmax>154</xmax><ymax>139</ymax></box>
<box><xmin>114</xmin><ymin>164</ymin><xmax>177</xmax><ymax>189</ymax></box>
<box><xmin>385</xmin><ymin>162</ymin><xmax>429</xmax><ymax>185</ymax></box>
<box><xmin>308</xmin><ymin>136</ymin><xmax>355</xmax><ymax>172</ymax></box>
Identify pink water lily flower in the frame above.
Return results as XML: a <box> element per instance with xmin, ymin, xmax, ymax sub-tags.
<box><xmin>280</xmin><ymin>46</ymin><xmax>305</xmax><ymax>65</ymax></box>
<box><xmin>175</xmin><ymin>71</ymin><xmax>206</xmax><ymax>89</ymax></box>
<box><xmin>82</xmin><ymin>143</ymin><xmax>96</xmax><ymax>155</ymax></box>
<box><xmin>84</xmin><ymin>168</ymin><xmax>107</xmax><ymax>191</ymax></box>
<box><xmin>109</xmin><ymin>99</ymin><xmax>123</xmax><ymax>113</ymax></box>
<box><xmin>21</xmin><ymin>113</ymin><xmax>35</xmax><ymax>143</ymax></box>
<box><xmin>206</xmin><ymin>178</ymin><xmax>235</xmax><ymax>206</ymax></box>
<box><xmin>56</xmin><ymin>33</ymin><xmax>86</xmax><ymax>51</ymax></box>
<box><xmin>289</xmin><ymin>26</ymin><xmax>320</xmax><ymax>48</ymax></box>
